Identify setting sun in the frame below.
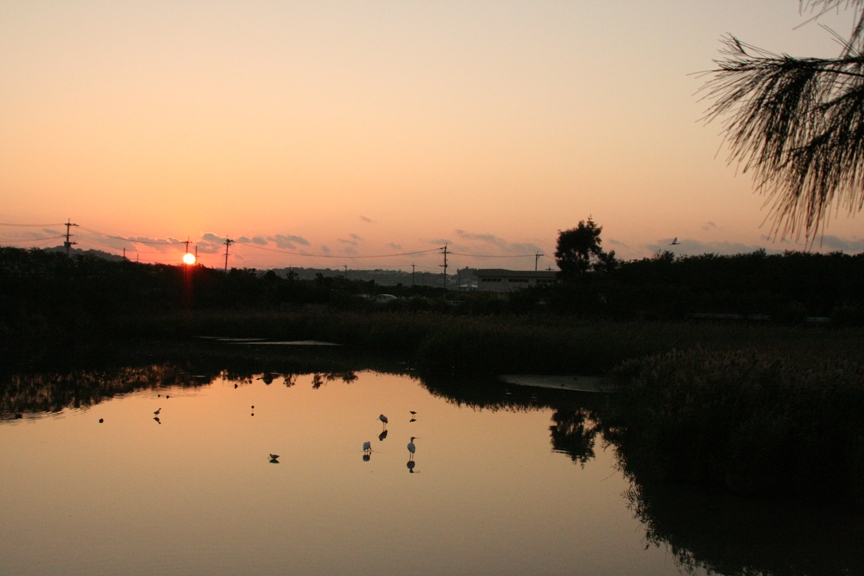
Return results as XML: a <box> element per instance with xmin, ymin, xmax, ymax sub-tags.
<box><xmin>182</xmin><ymin>253</ymin><xmax>196</xmax><ymax>265</ymax></box>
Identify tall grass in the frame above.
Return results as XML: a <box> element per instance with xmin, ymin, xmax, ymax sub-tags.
<box><xmin>607</xmin><ymin>348</ymin><xmax>864</xmax><ymax>503</ymax></box>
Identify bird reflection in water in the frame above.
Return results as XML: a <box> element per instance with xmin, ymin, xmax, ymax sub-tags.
<box><xmin>406</xmin><ymin>460</ymin><xmax>416</xmax><ymax>473</ymax></box>
<box><xmin>153</xmin><ymin>417</ymin><xmax>161</xmax><ymax>425</ymax></box>
<box><xmin>378</xmin><ymin>429</ymin><xmax>388</xmax><ymax>441</ymax></box>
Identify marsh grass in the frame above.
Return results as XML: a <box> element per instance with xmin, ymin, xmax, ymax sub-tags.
<box><xmin>89</xmin><ymin>308</ymin><xmax>864</xmax><ymax>374</ymax></box>
<box><xmin>608</xmin><ymin>348</ymin><xmax>864</xmax><ymax>502</ymax></box>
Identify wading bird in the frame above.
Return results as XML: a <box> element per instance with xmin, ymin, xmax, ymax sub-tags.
<box><xmin>269</xmin><ymin>453</ymin><xmax>279</xmax><ymax>463</ymax></box>
<box><xmin>379</xmin><ymin>414</ymin><xmax>388</xmax><ymax>428</ymax></box>
<box><xmin>363</xmin><ymin>441</ymin><xmax>372</xmax><ymax>455</ymax></box>
<box><xmin>154</xmin><ymin>407</ymin><xmax>161</xmax><ymax>415</ymax></box>
<box><xmin>407</xmin><ymin>437</ymin><xmax>417</xmax><ymax>461</ymax></box>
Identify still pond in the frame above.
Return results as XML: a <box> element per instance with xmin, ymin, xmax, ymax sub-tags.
<box><xmin>1</xmin><ymin>364</ymin><xmax>860</xmax><ymax>576</ymax></box>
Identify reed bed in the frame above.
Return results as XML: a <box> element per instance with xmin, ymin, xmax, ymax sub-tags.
<box><xmin>608</xmin><ymin>348</ymin><xmax>864</xmax><ymax>502</ymax></box>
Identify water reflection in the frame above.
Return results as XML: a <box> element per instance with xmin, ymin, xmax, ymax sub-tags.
<box><xmin>549</xmin><ymin>409</ymin><xmax>599</xmax><ymax>466</ymax></box>
<box><xmin>625</xmin><ymin>479</ymin><xmax>864</xmax><ymax>576</ymax></box>
<box><xmin>1</xmin><ymin>360</ymin><xmax>861</xmax><ymax>575</ymax></box>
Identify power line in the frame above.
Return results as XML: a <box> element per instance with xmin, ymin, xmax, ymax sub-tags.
<box><xmin>449</xmin><ymin>251</ymin><xmax>538</xmax><ymax>258</ymax></box>
<box><xmin>78</xmin><ymin>226</ymin><xmax>184</xmax><ymax>246</ymax></box>
<box><xmin>0</xmin><ymin>235</ymin><xmax>66</xmax><ymax>244</ymax></box>
<box><xmin>235</xmin><ymin>242</ymin><xmax>442</xmax><ymax>259</ymax></box>
<box><xmin>1</xmin><ymin>219</ymin><xmax>551</xmax><ymax>268</ymax></box>
<box><xmin>0</xmin><ymin>222</ymin><xmax>66</xmax><ymax>227</ymax></box>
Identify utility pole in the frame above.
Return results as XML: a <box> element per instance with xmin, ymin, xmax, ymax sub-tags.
<box><xmin>64</xmin><ymin>219</ymin><xmax>78</xmax><ymax>256</ymax></box>
<box><xmin>440</xmin><ymin>245</ymin><xmax>449</xmax><ymax>290</ymax></box>
<box><xmin>411</xmin><ymin>264</ymin><xmax>415</xmax><ymax>287</ymax></box>
<box><xmin>223</xmin><ymin>237</ymin><xmax>234</xmax><ymax>272</ymax></box>
<box><xmin>535</xmin><ymin>251</ymin><xmax>544</xmax><ymax>271</ymax></box>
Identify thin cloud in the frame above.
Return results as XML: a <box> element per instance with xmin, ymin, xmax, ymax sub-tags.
<box><xmin>236</xmin><ymin>236</ymin><xmax>268</xmax><ymax>246</ymax></box>
<box><xmin>385</xmin><ymin>242</ymin><xmax>402</xmax><ymax>250</ymax></box>
<box><xmin>360</xmin><ymin>215</ymin><xmax>374</xmax><ymax>223</ymax></box>
<box><xmin>819</xmin><ymin>235</ymin><xmax>864</xmax><ymax>253</ymax></box>
<box><xmin>646</xmin><ymin>239</ymin><xmax>778</xmax><ymax>256</ymax></box>
<box><xmin>269</xmin><ymin>234</ymin><xmax>310</xmax><ymax>249</ymax></box>
<box><xmin>201</xmin><ymin>233</ymin><xmax>228</xmax><ymax>244</ymax></box>
<box><xmin>455</xmin><ymin>229</ymin><xmax>543</xmax><ymax>255</ymax></box>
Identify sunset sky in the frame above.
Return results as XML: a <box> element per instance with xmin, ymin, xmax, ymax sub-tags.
<box><xmin>2</xmin><ymin>1</ymin><xmax>862</xmax><ymax>272</ymax></box>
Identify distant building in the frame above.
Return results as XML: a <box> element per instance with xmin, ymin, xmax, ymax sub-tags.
<box><xmin>475</xmin><ymin>269</ymin><xmax>558</xmax><ymax>293</ymax></box>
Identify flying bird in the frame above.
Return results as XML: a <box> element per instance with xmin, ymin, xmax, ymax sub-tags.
<box><xmin>670</xmin><ymin>237</ymin><xmax>680</xmax><ymax>245</ymax></box>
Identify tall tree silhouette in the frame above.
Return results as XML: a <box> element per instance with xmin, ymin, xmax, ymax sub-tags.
<box><xmin>703</xmin><ymin>0</ymin><xmax>864</xmax><ymax>243</ymax></box>
<box><xmin>555</xmin><ymin>217</ymin><xmax>616</xmax><ymax>281</ymax></box>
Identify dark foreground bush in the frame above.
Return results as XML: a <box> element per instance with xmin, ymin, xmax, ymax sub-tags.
<box><xmin>608</xmin><ymin>348</ymin><xmax>864</xmax><ymax>503</ymax></box>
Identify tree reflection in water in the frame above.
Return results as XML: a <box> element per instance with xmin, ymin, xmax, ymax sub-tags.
<box><xmin>548</xmin><ymin>409</ymin><xmax>598</xmax><ymax>466</ymax></box>
<box><xmin>624</xmin><ymin>478</ymin><xmax>863</xmax><ymax>576</ymax></box>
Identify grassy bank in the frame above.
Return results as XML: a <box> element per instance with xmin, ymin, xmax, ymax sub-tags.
<box><xmin>90</xmin><ymin>308</ymin><xmax>864</xmax><ymax>373</ymax></box>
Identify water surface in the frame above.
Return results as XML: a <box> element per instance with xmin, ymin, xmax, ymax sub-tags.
<box><xmin>1</xmin><ymin>368</ymin><xmax>859</xmax><ymax>575</ymax></box>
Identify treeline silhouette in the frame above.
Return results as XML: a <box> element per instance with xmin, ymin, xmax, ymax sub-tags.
<box><xmin>546</xmin><ymin>249</ymin><xmax>864</xmax><ymax>323</ymax></box>
<box><xmin>3</xmin><ymin>246</ymin><xmax>863</xmax><ymax>332</ymax></box>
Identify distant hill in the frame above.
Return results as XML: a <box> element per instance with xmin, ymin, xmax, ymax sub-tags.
<box><xmin>44</xmin><ymin>245</ymin><xmax>127</xmax><ymax>262</ymax></box>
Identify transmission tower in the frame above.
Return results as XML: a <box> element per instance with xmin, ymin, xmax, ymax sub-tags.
<box><xmin>64</xmin><ymin>219</ymin><xmax>78</xmax><ymax>256</ymax></box>
<box><xmin>223</xmin><ymin>237</ymin><xmax>234</xmax><ymax>272</ymax></box>
<box><xmin>535</xmin><ymin>251</ymin><xmax>544</xmax><ymax>271</ymax></box>
<box><xmin>440</xmin><ymin>245</ymin><xmax>449</xmax><ymax>290</ymax></box>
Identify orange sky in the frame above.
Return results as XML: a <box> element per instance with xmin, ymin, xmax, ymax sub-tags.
<box><xmin>1</xmin><ymin>1</ymin><xmax>862</xmax><ymax>271</ymax></box>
